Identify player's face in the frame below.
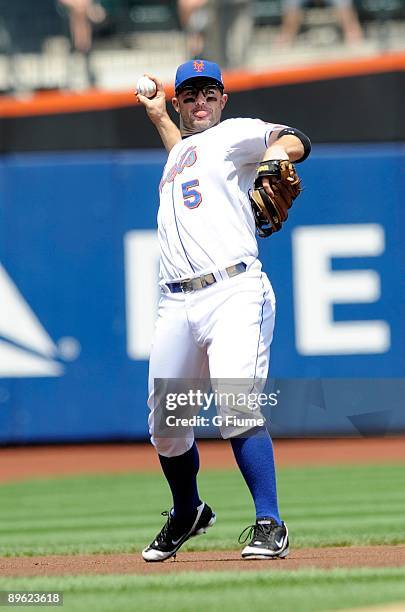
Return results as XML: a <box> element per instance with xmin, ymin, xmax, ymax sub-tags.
<box><xmin>172</xmin><ymin>81</ymin><xmax>228</xmax><ymax>135</ymax></box>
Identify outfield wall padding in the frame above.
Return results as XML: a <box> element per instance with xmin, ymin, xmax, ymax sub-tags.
<box><xmin>0</xmin><ymin>144</ymin><xmax>404</xmax><ymax>443</ymax></box>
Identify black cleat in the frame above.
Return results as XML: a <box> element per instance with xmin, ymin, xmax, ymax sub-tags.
<box><xmin>239</xmin><ymin>517</ymin><xmax>289</xmax><ymax>559</ymax></box>
<box><xmin>142</xmin><ymin>502</ymin><xmax>216</xmax><ymax>562</ymax></box>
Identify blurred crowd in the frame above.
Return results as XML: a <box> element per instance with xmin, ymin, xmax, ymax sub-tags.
<box><xmin>177</xmin><ymin>0</ymin><xmax>364</xmax><ymax>58</ymax></box>
<box><xmin>0</xmin><ymin>0</ymin><xmax>403</xmax><ymax>91</ymax></box>
<box><xmin>58</xmin><ymin>0</ymin><xmax>365</xmax><ymax>63</ymax></box>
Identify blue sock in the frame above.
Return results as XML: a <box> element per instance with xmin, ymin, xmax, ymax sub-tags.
<box><xmin>158</xmin><ymin>442</ymin><xmax>202</xmax><ymax>520</ymax></box>
<box><xmin>230</xmin><ymin>426</ymin><xmax>281</xmax><ymax>524</ymax></box>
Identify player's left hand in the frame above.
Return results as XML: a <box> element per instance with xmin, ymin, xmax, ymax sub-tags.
<box><xmin>249</xmin><ymin>159</ymin><xmax>302</xmax><ymax>238</ymax></box>
<box><xmin>259</xmin><ymin>143</ymin><xmax>290</xmax><ymax>200</ymax></box>
<box><xmin>261</xmin><ymin>161</ymin><xmax>298</xmax><ymax>201</ymax></box>
<box><xmin>261</xmin><ymin>176</ymin><xmax>275</xmax><ymax>199</ymax></box>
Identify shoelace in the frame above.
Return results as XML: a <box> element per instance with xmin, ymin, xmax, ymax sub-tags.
<box><xmin>155</xmin><ymin>510</ymin><xmax>174</xmax><ymax>545</ymax></box>
<box><xmin>238</xmin><ymin>522</ymin><xmax>273</xmax><ymax>545</ymax></box>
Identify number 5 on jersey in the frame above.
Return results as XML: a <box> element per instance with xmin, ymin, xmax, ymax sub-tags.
<box><xmin>182</xmin><ymin>180</ymin><xmax>202</xmax><ymax>209</ymax></box>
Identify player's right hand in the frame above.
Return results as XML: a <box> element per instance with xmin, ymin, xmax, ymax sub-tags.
<box><xmin>135</xmin><ymin>74</ymin><xmax>168</xmax><ymax>124</ymax></box>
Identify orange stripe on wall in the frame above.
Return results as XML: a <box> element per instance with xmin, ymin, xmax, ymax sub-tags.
<box><xmin>0</xmin><ymin>51</ymin><xmax>404</xmax><ymax>119</ymax></box>
<box><xmin>225</xmin><ymin>51</ymin><xmax>405</xmax><ymax>89</ymax></box>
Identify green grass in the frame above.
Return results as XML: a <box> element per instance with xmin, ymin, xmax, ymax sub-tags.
<box><xmin>1</xmin><ymin>463</ymin><xmax>404</xmax><ymax>612</ymax></box>
<box><xmin>0</xmin><ymin>463</ymin><xmax>404</xmax><ymax>556</ymax></box>
<box><xmin>1</xmin><ymin>568</ymin><xmax>405</xmax><ymax>612</ymax></box>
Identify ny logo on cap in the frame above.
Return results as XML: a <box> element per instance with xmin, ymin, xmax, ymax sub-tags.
<box><xmin>193</xmin><ymin>60</ymin><xmax>205</xmax><ymax>73</ymax></box>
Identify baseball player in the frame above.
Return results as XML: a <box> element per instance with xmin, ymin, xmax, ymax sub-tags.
<box><xmin>136</xmin><ymin>60</ymin><xmax>311</xmax><ymax>561</ymax></box>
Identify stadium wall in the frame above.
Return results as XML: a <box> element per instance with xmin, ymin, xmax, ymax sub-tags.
<box><xmin>0</xmin><ymin>145</ymin><xmax>404</xmax><ymax>443</ymax></box>
<box><xmin>0</xmin><ymin>54</ymin><xmax>404</xmax><ymax>152</ymax></box>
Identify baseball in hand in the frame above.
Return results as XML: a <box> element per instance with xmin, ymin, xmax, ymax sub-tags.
<box><xmin>136</xmin><ymin>76</ymin><xmax>157</xmax><ymax>98</ymax></box>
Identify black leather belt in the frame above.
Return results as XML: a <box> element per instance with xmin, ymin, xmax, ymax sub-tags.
<box><xmin>166</xmin><ymin>262</ymin><xmax>247</xmax><ymax>293</ymax></box>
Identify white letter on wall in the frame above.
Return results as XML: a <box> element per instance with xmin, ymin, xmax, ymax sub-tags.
<box><xmin>292</xmin><ymin>224</ymin><xmax>390</xmax><ymax>355</ymax></box>
<box><xmin>124</xmin><ymin>230</ymin><xmax>160</xmax><ymax>360</ymax></box>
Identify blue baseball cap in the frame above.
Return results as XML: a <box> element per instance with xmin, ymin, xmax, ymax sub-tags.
<box><xmin>175</xmin><ymin>59</ymin><xmax>224</xmax><ymax>94</ymax></box>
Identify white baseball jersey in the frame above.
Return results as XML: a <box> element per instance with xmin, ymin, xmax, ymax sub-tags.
<box><xmin>157</xmin><ymin>118</ymin><xmax>286</xmax><ymax>281</ymax></box>
<box><xmin>148</xmin><ymin>117</ymin><xmax>285</xmax><ymax>456</ymax></box>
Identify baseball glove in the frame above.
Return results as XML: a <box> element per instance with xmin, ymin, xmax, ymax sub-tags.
<box><xmin>249</xmin><ymin>159</ymin><xmax>302</xmax><ymax>238</ymax></box>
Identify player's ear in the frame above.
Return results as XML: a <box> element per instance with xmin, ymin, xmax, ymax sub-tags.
<box><xmin>172</xmin><ymin>97</ymin><xmax>180</xmax><ymax>114</ymax></box>
<box><xmin>220</xmin><ymin>93</ymin><xmax>228</xmax><ymax>110</ymax></box>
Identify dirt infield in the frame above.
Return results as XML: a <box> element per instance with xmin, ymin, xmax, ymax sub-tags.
<box><xmin>2</xmin><ymin>546</ymin><xmax>405</xmax><ymax>577</ymax></box>
<box><xmin>1</xmin><ymin>438</ymin><xmax>405</xmax><ymax>483</ymax></box>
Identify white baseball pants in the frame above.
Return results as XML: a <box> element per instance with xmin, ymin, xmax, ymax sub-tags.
<box><xmin>147</xmin><ymin>259</ymin><xmax>276</xmax><ymax>457</ymax></box>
